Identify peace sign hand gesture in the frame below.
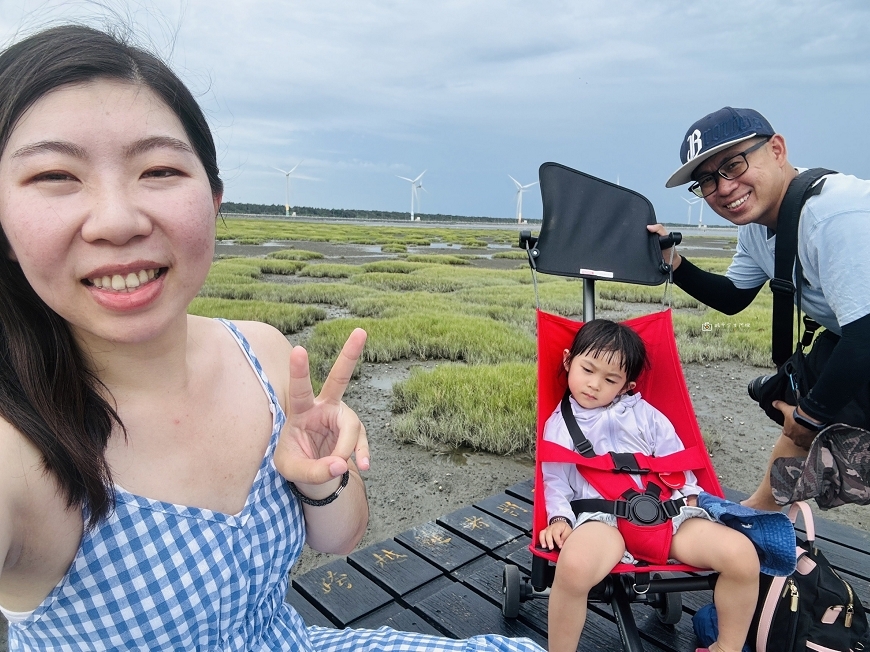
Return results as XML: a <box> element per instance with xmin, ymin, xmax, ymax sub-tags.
<box><xmin>274</xmin><ymin>328</ymin><xmax>370</xmax><ymax>495</ymax></box>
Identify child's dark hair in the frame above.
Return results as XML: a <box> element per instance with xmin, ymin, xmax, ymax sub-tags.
<box><xmin>566</xmin><ymin>320</ymin><xmax>648</xmax><ymax>383</ymax></box>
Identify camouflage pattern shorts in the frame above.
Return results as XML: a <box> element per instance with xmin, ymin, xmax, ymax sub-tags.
<box><xmin>770</xmin><ymin>424</ymin><xmax>870</xmax><ymax>509</ymax></box>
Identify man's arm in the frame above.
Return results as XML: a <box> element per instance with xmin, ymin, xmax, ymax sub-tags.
<box><xmin>648</xmin><ymin>223</ymin><xmax>763</xmax><ymax>314</ymax></box>
<box><xmin>672</xmin><ymin>257</ymin><xmax>764</xmax><ymax>315</ymax></box>
<box><xmin>799</xmin><ymin>312</ymin><xmax>870</xmax><ymax>423</ymax></box>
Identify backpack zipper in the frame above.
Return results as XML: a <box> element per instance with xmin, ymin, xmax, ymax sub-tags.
<box><xmin>774</xmin><ymin>577</ymin><xmax>799</xmax><ymax>651</ymax></box>
<box><xmin>831</xmin><ymin>568</ymin><xmax>855</xmax><ymax>627</ymax></box>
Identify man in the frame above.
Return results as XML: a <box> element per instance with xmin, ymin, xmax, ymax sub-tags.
<box><xmin>648</xmin><ymin>106</ymin><xmax>870</xmax><ymax>511</ymax></box>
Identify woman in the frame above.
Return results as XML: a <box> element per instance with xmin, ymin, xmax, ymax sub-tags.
<box><xmin>0</xmin><ymin>25</ymin><xmax>542</xmax><ymax>651</ymax></box>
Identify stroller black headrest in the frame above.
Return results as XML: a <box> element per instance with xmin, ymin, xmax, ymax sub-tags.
<box><xmin>531</xmin><ymin>162</ymin><xmax>669</xmax><ymax>286</ymax></box>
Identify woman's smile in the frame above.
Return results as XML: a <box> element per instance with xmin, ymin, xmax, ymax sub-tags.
<box><xmin>0</xmin><ymin>79</ymin><xmax>219</xmax><ymax>343</ymax></box>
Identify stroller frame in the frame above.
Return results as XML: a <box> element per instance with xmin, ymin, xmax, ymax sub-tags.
<box><xmin>500</xmin><ymin>163</ymin><xmax>724</xmax><ymax>652</ymax></box>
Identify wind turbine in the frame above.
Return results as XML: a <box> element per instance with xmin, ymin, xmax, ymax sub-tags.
<box><xmin>681</xmin><ymin>196</ymin><xmax>701</xmax><ymax>225</ymax></box>
<box><xmin>273</xmin><ymin>161</ymin><xmax>303</xmax><ymax>217</ymax></box>
<box><xmin>509</xmin><ymin>175</ymin><xmax>538</xmax><ymax>224</ymax></box>
<box><xmin>397</xmin><ymin>170</ymin><xmax>426</xmax><ymax>221</ymax></box>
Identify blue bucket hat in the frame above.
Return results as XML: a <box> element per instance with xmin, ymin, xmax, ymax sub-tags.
<box><xmin>698</xmin><ymin>492</ymin><xmax>796</xmax><ymax>576</ymax></box>
<box><xmin>665</xmin><ymin>107</ymin><xmax>775</xmax><ymax>188</ymax></box>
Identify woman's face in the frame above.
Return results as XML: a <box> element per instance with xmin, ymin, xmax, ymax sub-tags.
<box><xmin>0</xmin><ymin>79</ymin><xmax>220</xmax><ymax>346</ymax></box>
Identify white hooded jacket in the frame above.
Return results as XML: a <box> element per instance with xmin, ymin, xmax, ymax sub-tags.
<box><xmin>542</xmin><ymin>391</ymin><xmax>703</xmax><ymax>527</ymax></box>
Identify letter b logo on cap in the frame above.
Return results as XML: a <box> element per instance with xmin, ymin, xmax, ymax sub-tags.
<box><xmin>686</xmin><ymin>129</ymin><xmax>703</xmax><ymax>161</ymax></box>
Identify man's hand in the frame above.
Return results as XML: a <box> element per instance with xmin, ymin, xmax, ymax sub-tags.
<box><xmin>773</xmin><ymin>400</ymin><xmax>818</xmax><ymax>450</ymax></box>
<box><xmin>647</xmin><ymin>224</ymin><xmax>683</xmax><ymax>271</ymax></box>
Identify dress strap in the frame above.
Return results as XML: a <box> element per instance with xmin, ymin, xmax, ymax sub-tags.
<box><xmin>215</xmin><ymin>318</ymin><xmax>282</xmax><ymax>419</ymax></box>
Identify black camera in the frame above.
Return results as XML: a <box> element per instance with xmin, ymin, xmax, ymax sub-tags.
<box><xmin>748</xmin><ymin>374</ymin><xmax>777</xmax><ymax>403</ymax></box>
<box><xmin>747</xmin><ymin>356</ymin><xmax>811</xmax><ymax>426</ymax></box>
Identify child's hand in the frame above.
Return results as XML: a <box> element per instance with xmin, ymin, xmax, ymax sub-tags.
<box><xmin>539</xmin><ymin>520</ymin><xmax>573</xmax><ymax>551</ymax></box>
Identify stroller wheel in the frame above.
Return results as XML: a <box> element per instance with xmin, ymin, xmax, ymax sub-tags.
<box><xmin>502</xmin><ymin>564</ymin><xmax>521</xmax><ymax>618</ymax></box>
<box><xmin>652</xmin><ymin>573</ymin><xmax>683</xmax><ymax>625</ymax></box>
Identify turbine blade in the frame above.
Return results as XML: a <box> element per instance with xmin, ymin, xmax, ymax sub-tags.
<box><xmin>522</xmin><ymin>181</ymin><xmax>538</xmax><ymax>189</ymax></box>
<box><xmin>273</xmin><ymin>167</ymin><xmax>289</xmax><ymax>174</ymax></box>
<box><xmin>414</xmin><ymin>170</ymin><xmax>427</xmax><ymax>182</ymax></box>
<box><xmin>397</xmin><ymin>176</ymin><xmax>413</xmax><ymax>182</ymax></box>
<box><xmin>508</xmin><ymin>175</ymin><xmax>522</xmax><ymax>189</ymax></box>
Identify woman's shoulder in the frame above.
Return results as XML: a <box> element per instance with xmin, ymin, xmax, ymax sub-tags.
<box><xmin>197</xmin><ymin>317</ymin><xmax>293</xmax><ymax>394</ymax></box>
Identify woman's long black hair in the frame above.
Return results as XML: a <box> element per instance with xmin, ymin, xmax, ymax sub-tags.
<box><xmin>0</xmin><ymin>25</ymin><xmax>223</xmax><ymax>528</ymax></box>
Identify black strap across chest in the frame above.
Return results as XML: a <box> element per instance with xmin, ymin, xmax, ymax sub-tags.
<box><xmin>771</xmin><ymin>168</ymin><xmax>836</xmax><ymax>367</ymax></box>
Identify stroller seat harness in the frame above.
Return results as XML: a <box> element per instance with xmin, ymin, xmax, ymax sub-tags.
<box><xmin>558</xmin><ymin>391</ymin><xmax>703</xmax><ymax>564</ymax></box>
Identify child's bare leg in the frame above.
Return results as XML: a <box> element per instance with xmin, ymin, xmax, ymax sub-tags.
<box><xmin>548</xmin><ymin>521</ymin><xmax>626</xmax><ymax>652</ymax></box>
<box><xmin>670</xmin><ymin>518</ymin><xmax>760</xmax><ymax>652</ymax></box>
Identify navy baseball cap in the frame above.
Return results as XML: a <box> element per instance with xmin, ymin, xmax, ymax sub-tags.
<box><xmin>665</xmin><ymin>107</ymin><xmax>775</xmax><ymax>188</ymax></box>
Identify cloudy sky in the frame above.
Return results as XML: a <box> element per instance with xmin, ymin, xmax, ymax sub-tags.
<box><xmin>2</xmin><ymin>0</ymin><xmax>869</xmax><ymax>225</ymax></box>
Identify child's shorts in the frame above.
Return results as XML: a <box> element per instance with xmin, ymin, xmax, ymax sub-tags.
<box><xmin>576</xmin><ymin>505</ymin><xmax>714</xmax><ymax>565</ymax></box>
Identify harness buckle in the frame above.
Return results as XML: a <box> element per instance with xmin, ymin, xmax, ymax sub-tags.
<box><xmin>626</xmin><ymin>494</ymin><xmax>666</xmax><ymax>525</ymax></box>
<box><xmin>574</xmin><ymin>439</ymin><xmax>595</xmax><ymax>457</ymax></box>
<box><xmin>609</xmin><ymin>452</ymin><xmax>649</xmax><ymax>474</ymax></box>
<box><xmin>769</xmin><ymin>278</ymin><xmax>795</xmax><ymax>296</ymax></box>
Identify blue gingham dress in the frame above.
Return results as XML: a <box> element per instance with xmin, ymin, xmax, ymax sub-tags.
<box><xmin>8</xmin><ymin>320</ymin><xmax>543</xmax><ymax>652</ymax></box>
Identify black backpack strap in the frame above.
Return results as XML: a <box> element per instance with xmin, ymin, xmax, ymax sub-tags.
<box><xmin>560</xmin><ymin>391</ymin><xmax>596</xmax><ymax>457</ymax></box>
<box><xmin>771</xmin><ymin>168</ymin><xmax>836</xmax><ymax>367</ymax></box>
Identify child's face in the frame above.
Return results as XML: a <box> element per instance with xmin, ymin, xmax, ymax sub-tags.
<box><xmin>563</xmin><ymin>349</ymin><xmax>635</xmax><ymax>409</ymax></box>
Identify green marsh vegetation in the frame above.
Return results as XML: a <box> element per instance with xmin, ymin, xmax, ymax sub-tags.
<box><xmin>196</xmin><ymin>220</ymin><xmax>770</xmax><ymax>454</ymax></box>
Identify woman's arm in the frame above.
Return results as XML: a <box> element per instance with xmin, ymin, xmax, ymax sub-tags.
<box><xmin>0</xmin><ymin>421</ymin><xmax>21</xmax><ymax>593</ymax></box>
<box><xmin>294</xmin><ymin>459</ymin><xmax>368</xmax><ymax>554</ymax></box>
<box><xmin>248</xmin><ymin>323</ymin><xmax>370</xmax><ymax>555</ymax></box>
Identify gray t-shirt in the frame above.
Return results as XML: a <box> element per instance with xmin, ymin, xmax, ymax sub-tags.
<box><xmin>725</xmin><ymin>172</ymin><xmax>870</xmax><ymax>335</ymax></box>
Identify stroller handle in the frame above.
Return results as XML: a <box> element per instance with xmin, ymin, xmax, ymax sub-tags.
<box><xmin>658</xmin><ymin>232</ymin><xmax>682</xmax><ymax>250</ymax></box>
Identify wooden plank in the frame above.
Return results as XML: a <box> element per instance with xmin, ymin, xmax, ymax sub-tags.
<box><xmin>627</xmin><ymin>601</ymin><xmax>700</xmax><ymax>652</ymax></box>
<box><xmin>285</xmin><ymin>585</ymin><xmax>336</xmax><ymax>628</ymax></box>
<box><xmin>506</xmin><ymin>544</ymin><xmax>534</xmax><ymax>575</ymax></box>
<box><xmin>402</xmin><ymin>575</ymin><xmax>456</xmax><ymax>607</ymax></box>
<box><xmin>505</xmin><ymin>479</ymin><xmax>535</xmax><ymax>503</ymax></box>
<box><xmin>492</xmin><ymin>535</ymin><xmax>532</xmax><ymax>562</ymax></box>
<box><xmin>449</xmin><ymin>555</ymin><xmax>497</xmax><ymax>582</ymax></box>
<box><xmin>475</xmin><ymin>492</ymin><xmax>534</xmax><ymax>533</ymax></box>
<box><xmin>460</xmin><ymin>558</ymin><xmax>653</xmax><ymax>651</ymax></box>
<box><xmin>395</xmin><ymin>522</ymin><xmax>485</xmax><ymax>573</ymax></box>
<box><xmin>806</xmin><ymin>538</ymin><xmax>870</xmax><ymax>582</ymax></box>
<box><xmin>348</xmin><ymin>539</ymin><xmax>443</xmax><ymax>597</ymax></box>
<box><xmin>292</xmin><ymin>559</ymin><xmax>393</xmax><ymax>626</ymax></box>
<box><xmin>413</xmin><ymin>582</ymin><xmax>547</xmax><ymax>647</ymax></box>
<box><xmin>437</xmin><ymin>506</ymin><xmax>524</xmax><ymax>551</ymax></box>
<box><xmin>349</xmin><ymin>603</ymin><xmax>445</xmax><ymax>637</ymax></box>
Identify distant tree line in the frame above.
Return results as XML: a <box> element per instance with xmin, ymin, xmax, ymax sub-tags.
<box><xmin>219</xmin><ymin>201</ymin><xmax>535</xmax><ymax>223</ymax></box>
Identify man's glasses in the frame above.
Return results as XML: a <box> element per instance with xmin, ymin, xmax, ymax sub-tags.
<box><xmin>688</xmin><ymin>137</ymin><xmax>772</xmax><ymax>198</ymax></box>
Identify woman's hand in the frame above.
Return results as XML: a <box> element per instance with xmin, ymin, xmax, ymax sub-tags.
<box><xmin>539</xmin><ymin>520</ymin><xmax>573</xmax><ymax>551</ymax></box>
<box><xmin>274</xmin><ymin>328</ymin><xmax>369</xmax><ymax>497</ymax></box>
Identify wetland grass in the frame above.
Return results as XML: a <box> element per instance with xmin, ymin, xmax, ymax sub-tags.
<box><xmin>198</xmin><ymin>225</ymin><xmax>773</xmax><ymax>454</ymax></box>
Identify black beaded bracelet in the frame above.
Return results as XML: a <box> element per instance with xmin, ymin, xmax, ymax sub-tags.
<box><xmin>288</xmin><ymin>470</ymin><xmax>350</xmax><ymax>507</ymax></box>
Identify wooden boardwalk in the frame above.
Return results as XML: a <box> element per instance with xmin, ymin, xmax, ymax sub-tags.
<box><xmin>287</xmin><ymin>480</ymin><xmax>870</xmax><ymax>651</ymax></box>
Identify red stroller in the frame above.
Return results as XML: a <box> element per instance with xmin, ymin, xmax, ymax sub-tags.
<box><xmin>501</xmin><ymin>163</ymin><xmax>724</xmax><ymax>652</ymax></box>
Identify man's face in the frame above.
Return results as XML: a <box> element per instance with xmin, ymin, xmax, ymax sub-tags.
<box><xmin>693</xmin><ymin>134</ymin><xmax>790</xmax><ymax>228</ymax></box>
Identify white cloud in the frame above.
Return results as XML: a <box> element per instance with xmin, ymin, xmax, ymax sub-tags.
<box><xmin>1</xmin><ymin>0</ymin><xmax>869</xmax><ymax>220</ymax></box>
